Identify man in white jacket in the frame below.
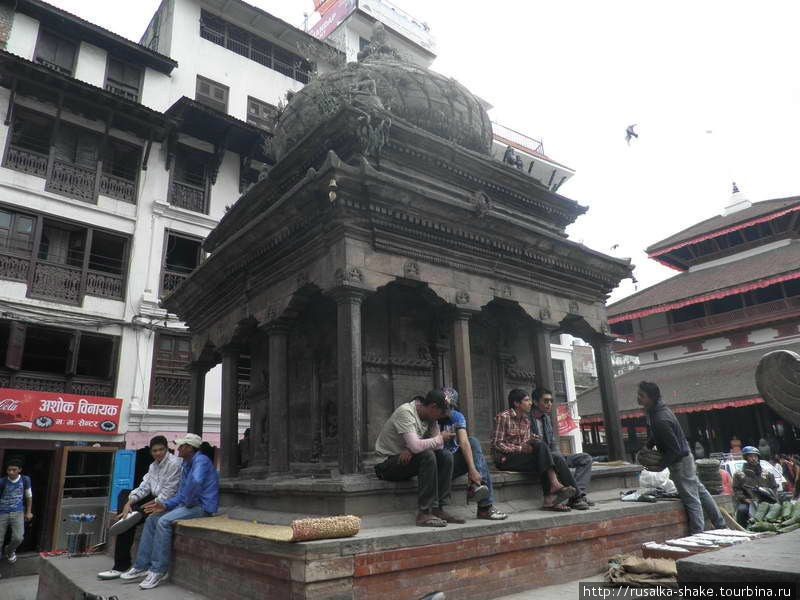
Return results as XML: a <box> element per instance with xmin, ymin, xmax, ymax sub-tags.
<box><xmin>98</xmin><ymin>435</ymin><xmax>182</xmax><ymax>580</ymax></box>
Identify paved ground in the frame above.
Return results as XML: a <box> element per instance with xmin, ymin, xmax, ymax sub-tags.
<box><xmin>1</xmin><ymin>574</ymin><xmax>38</xmax><ymax>600</ymax></box>
<box><xmin>499</xmin><ymin>574</ymin><xmax>605</xmax><ymax>599</ymax></box>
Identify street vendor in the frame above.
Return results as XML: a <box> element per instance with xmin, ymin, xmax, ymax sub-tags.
<box><xmin>732</xmin><ymin>446</ymin><xmax>779</xmax><ymax>527</ymax></box>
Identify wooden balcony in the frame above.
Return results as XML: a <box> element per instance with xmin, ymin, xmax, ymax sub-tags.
<box><xmin>170</xmin><ymin>180</ymin><xmax>207</xmax><ymax>214</ymax></box>
<box><xmin>161</xmin><ymin>270</ymin><xmax>190</xmax><ymax>296</ymax></box>
<box><xmin>0</xmin><ymin>370</ymin><xmax>113</xmax><ymax>397</ymax></box>
<box><xmin>615</xmin><ymin>295</ymin><xmax>800</xmax><ymax>352</ymax></box>
<box><xmin>4</xmin><ymin>145</ymin><xmax>138</xmax><ymax>204</ymax></box>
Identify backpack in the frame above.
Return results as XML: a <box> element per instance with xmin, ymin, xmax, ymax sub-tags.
<box><xmin>0</xmin><ymin>475</ymin><xmax>31</xmax><ymax>500</ymax></box>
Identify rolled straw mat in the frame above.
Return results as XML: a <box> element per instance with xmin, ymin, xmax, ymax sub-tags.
<box><xmin>178</xmin><ymin>514</ymin><xmax>361</xmax><ymax>542</ymax></box>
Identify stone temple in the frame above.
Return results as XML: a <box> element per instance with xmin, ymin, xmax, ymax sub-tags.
<box><xmin>163</xmin><ymin>32</ymin><xmax>634</xmax><ymax>519</ymax></box>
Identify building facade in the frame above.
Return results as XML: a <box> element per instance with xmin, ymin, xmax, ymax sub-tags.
<box><xmin>579</xmin><ymin>188</ymin><xmax>800</xmax><ymax>458</ymax></box>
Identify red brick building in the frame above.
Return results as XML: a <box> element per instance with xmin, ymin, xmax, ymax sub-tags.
<box><xmin>579</xmin><ymin>189</ymin><xmax>800</xmax><ymax>458</ymax></box>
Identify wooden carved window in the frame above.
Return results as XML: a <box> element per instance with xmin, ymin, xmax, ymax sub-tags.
<box><xmin>161</xmin><ymin>231</ymin><xmax>202</xmax><ymax>296</ymax></box>
<box><xmin>195</xmin><ymin>75</ymin><xmax>229</xmax><ymax>113</ymax></box>
<box><xmin>105</xmin><ymin>57</ymin><xmax>142</xmax><ymax>102</ymax></box>
<box><xmin>0</xmin><ymin>210</ymin><xmax>35</xmax><ymax>256</ymax></box>
<box><xmin>246</xmin><ymin>96</ymin><xmax>277</xmax><ymax>131</ymax></box>
<box><xmin>35</xmin><ymin>30</ymin><xmax>77</xmax><ymax>76</ymax></box>
<box><xmin>170</xmin><ymin>147</ymin><xmax>210</xmax><ymax>214</ymax></box>
<box><xmin>150</xmin><ymin>332</ymin><xmax>191</xmax><ymax>408</ymax></box>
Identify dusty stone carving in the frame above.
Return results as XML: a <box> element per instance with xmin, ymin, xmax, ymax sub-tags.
<box><xmin>403</xmin><ymin>260</ymin><xmax>420</xmax><ymax>279</ymax></box>
<box><xmin>539</xmin><ymin>307</ymin><xmax>551</xmax><ymax>321</ymax></box>
<box><xmin>334</xmin><ymin>266</ymin><xmax>363</xmax><ymax>284</ymax></box>
<box><xmin>472</xmin><ymin>190</ymin><xmax>492</xmax><ymax>218</ymax></box>
<box><xmin>455</xmin><ymin>290</ymin><xmax>470</xmax><ymax>305</ymax></box>
<box><xmin>569</xmin><ymin>299</ymin><xmax>580</xmax><ymax>314</ymax></box>
<box><xmin>501</xmin><ymin>284</ymin><xmax>513</xmax><ymax>299</ymax></box>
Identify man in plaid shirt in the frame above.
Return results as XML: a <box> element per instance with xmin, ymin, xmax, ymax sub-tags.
<box><xmin>493</xmin><ymin>389</ymin><xmax>578</xmax><ymax>511</ymax></box>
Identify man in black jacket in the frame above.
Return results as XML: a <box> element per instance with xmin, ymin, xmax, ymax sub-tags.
<box><xmin>638</xmin><ymin>381</ymin><xmax>725</xmax><ymax>534</ymax></box>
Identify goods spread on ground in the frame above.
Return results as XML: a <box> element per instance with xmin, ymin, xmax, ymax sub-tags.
<box><xmin>746</xmin><ymin>499</ymin><xmax>800</xmax><ymax>533</ymax></box>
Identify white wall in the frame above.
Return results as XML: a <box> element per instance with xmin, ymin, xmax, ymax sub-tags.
<box><xmin>74</xmin><ymin>42</ymin><xmax>107</xmax><ymax>88</ymax></box>
<box><xmin>6</xmin><ymin>13</ymin><xmax>38</xmax><ymax>60</ymax></box>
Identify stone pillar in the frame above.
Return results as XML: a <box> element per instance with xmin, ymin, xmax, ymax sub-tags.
<box><xmin>591</xmin><ymin>337</ymin><xmax>625</xmax><ymax>461</ymax></box>
<box><xmin>187</xmin><ymin>362</ymin><xmax>209</xmax><ymax>436</ymax></box>
<box><xmin>220</xmin><ymin>347</ymin><xmax>240</xmax><ymax>478</ymax></box>
<box><xmin>430</xmin><ymin>343</ymin><xmax>450</xmax><ymax>389</ymax></box>
<box><xmin>267</xmin><ymin>324</ymin><xmax>289</xmax><ymax>474</ymax></box>
<box><xmin>452</xmin><ymin>310</ymin><xmax>475</xmax><ymax>425</ymax></box>
<box><xmin>331</xmin><ymin>288</ymin><xmax>366</xmax><ymax>475</ymax></box>
<box><xmin>248</xmin><ymin>332</ymin><xmax>269</xmax><ymax>469</ymax></box>
<box><xmin>532</xmin><ymin>324</ymin><xmax>559</xmax><ymax>449</ymax></box>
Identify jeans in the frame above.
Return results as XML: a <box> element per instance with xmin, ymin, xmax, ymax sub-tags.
<box><xmin>668</xmin><ymin>454</ymin><xmax>725</xmax><ymax>534</ymax></box>
<box><xmin>558</xmin><ymin>452</ymin><xmax>593</xmax><ymax>497</ymax></box>
<box><xmin>452</xmin><ymin>437</ymin><xmax>495</xmax><ymax>508</ymax></box>
<box><xmin>133</xmin><ymin>505</ymin><xmax>208</xmax><ymax>575</ymax></box>
<box><xmin>496</xmin><ymin>443</ymin><xmax>578</xmax><ymax>496</ymax></box>
<box><xmin>375</xmin><ymin>449</ymin><xmax>453</xmax><ymax>512</ymax></box>
<box><xmin>0</xmin><ymin>511</ymin><xmax>23</xmax><ymax>556</ymax></box>
<box><xmin>112</xmin><ymin>490</ymin><xmax>154</xmax><ymax>572</ymax></box>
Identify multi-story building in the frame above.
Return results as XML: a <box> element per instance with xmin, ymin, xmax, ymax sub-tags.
<box><xmin>0</xmin><ymin>0</ymin><xmax>581</xmax><ymax>551</ymax></box>
<box><xmin>579</xmin><ymin>187</ymin><xmax>800</xmax><ymax>458</ymax></box>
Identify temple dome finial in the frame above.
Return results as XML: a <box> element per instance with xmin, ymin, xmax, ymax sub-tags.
<box><xmin>723</xmin><ymin>180</ymin><xmax>751</xmax><ymax>216</ymax></box>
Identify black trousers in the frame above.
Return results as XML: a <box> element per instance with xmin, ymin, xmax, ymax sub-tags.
<box><xmin>113</xmin><ymin>490</ymin><xmax>154</xmax><ymax>571</ymax></box>
<box><xmin>495</xmin><ymin>443</ymin><xmax>578</xmax><ymax>496</ymax></box>
<box><xmin>376</xmin><ymin>449</ymin><xmax>453</xmax><ymax>512</ymax></box>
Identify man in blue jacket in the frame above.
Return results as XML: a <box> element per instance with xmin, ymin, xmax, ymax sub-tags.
<box><xmin>119</xmin><ymin>433</ymin><xmax>219</xmax><ymax>590</ymax></box>
<box><xmin>0</xmin><ymin>458</ymin><xmax>33</xmax><ymax>564</ymax></box>
<box><xmin>638</xmin><ymin>381</ymin><xmax>725</xmax><ymax>534</ymax></box>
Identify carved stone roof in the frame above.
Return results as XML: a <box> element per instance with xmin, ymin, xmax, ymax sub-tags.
<box><xmin>272</xmin><ymin>56</ymin><xmax>493</xmax><ymax>161</ymax></box>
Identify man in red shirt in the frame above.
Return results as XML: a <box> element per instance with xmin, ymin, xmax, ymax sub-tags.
<box><xmin>492</xmin><ymin>389</ymin><xmax>577</xmax><ymax>511</ymax></box>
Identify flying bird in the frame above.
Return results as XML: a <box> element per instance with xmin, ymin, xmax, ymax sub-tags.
<box><xmin>610</xmin><ymin>244</ymin><xmax>620</xmax><ymax>250</ymax></box>
<box><xmin>625</xmin><ymin>124</ymin><xmax>638</xmax><ymax>145</ymax></box>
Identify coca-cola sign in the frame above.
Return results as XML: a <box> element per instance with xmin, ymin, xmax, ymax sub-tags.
<box><xmin>0</xmin><ymin>388</ymin><xmax>123</xmax><ymax>435</ymax></box>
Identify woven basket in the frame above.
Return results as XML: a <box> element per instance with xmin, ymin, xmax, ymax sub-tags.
<box><xmin>290</xmin><ymin>515</ymin><xmax>361</xmax><ymax>542</ymax></box>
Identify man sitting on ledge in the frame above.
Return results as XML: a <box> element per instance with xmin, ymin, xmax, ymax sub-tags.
<box><xmin>375</xmin><ymin>390</ymin><xmax>463</xmax><ymax>527</ymax></box>
<box><xmin>493</xmin><ymin>389</ymin><xmax>577</xmax><ymax>511</ymax></box>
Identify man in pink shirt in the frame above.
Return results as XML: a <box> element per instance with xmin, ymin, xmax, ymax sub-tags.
<box><xmin>374</xmin><ymin>390</ymin><xmax>460</xmax><ymax>527</ymax></box>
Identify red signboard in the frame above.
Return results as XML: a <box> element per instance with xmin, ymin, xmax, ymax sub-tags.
<box><xmin>557</xmin><ymin>404</ymin><xmax>577</xmax><ymax>435</ymax></box>
<box><xmin>309</xmin><ymin>0</ymin><xmax>356</xmax><ymax>40</ymax></box>
<box><xmin>0</xmin><ymin>388</ymin><xmax>123</xmax><ymax>435</ymax></box>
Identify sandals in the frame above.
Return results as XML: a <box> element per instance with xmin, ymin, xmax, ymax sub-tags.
<box><xmin>554</xmin><ymin>486</ymin><xmax>577</xmax><ymax>506</ymax></box>
<box><xmin>541</xmin><ymin>504</ymin><xmax>571</xmax><ymax>512</ymax></box>
<box><xmin>417</xmin><ymin>513</ymin><xmax>447</xmax><ymax>527</ymax></box>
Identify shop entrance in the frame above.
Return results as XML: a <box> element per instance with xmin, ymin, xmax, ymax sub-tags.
<box><xmin>1</xmin><ymin>449</ymin><xmax>54</xmax><ymax>553</ymax></box>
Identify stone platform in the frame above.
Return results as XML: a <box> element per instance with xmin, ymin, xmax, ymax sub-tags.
<box><xmin>677</xmin><ymin>529</ymin><xmax>800</xmax><ymax>585</ymax></box>
<box><xmin>170</xmin><ymin>491</ymin><xmax>733</xmax><ymax>600</ymax></box>
<box><xmin>36</xmin><ymin>554</ymin><xmax>210</xmax><ymax>600</ymax></box>
<box><xmin>221</xmin><ymin>464</ymin><xmax>643</xmax><ymax>524</ymax></box>
<box><xmin>0</xmin><ymin>551</ymin><xmax>41</xmax><ymax>579</ymax></box>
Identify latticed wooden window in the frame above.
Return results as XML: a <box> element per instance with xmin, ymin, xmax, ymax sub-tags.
<box><xmin>105</xmin><ymin>57</ymin><xmax>142</xmax><ymax>102</ymax></box>
<box><xmin>247</xmin><ymin>97</ymin><xmax>277</xmax><ymax>131</ymax></box>
<box><xmin>35</xmin><ymin>30</ymin><xmax>76</xmax><ymax>76</ymax></box>
<box><xmin>150</xmin><ymin>332</ymin><xmax>192</xmax><ymax>408</ymax></box>
<box><xmin>195</xmin><ymin>76</ymin><xmax>228</xmax><ymax>113</ymax></box>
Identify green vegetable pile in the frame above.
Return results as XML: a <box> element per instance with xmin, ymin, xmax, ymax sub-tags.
<box><xmin>747</xmin><ymin>499</ymin><xmax>800</xmax><ymax>533</ymax></box>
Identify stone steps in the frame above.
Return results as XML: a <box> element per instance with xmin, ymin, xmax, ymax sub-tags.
<box><xmin>37</xmin><ymin>555</ymin><xmax>210</xmax><ymax>600</ymax></box>
<box><xmin>0</xmin><ymin>551</ymin><xmax>41</xmax><ymax>579</ymax></box>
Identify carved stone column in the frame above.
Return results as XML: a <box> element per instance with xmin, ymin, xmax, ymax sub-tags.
<box><xmin>452</xmin><ymin>309</ymin><xmax>475</xmax><ymax>425</ymax></box>
<box><xmin>248</xmin><ymin>331</ymin><xmax>269</xmax><ymax>469</ymax></box>
<box><xmin>267</xmin><ymin>323</ymin><xmax>290</xmax><ymax>474</ymax></box>
<box><xmin>430</xmin><ymin>342</ymin><xmax>450</xmax><ymax>389</ymax></box>
<box><xmin>330</xmin><ymin>287</ymin><xmax>367</xmax><ymax>475</ymax></box>
<box><xmin>187</xmin><ymin>361</ymin><xmax>210</xmax><ymax>436</ymax></box>
<box><xmin>220</xmin><ymin>347</ymin><xmax>240</xmax><ymax>478</ymax></box>
<box><xmin>591</xmin><ymin>336</ymin><xmax>625</xmax><ymax>461</ymax></box>
<box><xmin>532</xmin><ymin>323</ymin><xmax>559</xmax><ymax>449</ymax></box>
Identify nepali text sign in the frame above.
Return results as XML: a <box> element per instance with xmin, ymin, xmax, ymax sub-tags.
<box><xmin>557</xmin><ymin>404</ymin><xmax>577</xmax><ymax>435</ymax></box>
<box><xmin>309</xmin><ymin>0</ymin><xmax>356</xmax><ymax>40</ymax></box>
<box><xmin>0</xmin><ymin>388</ymin><xmax>123</xmax><ymax>435</ymax></box>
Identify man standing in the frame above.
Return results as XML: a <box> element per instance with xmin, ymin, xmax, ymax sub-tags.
<box><xmin>374</xmin><ymin>390</ymin><xmax>462</xmax><ymax>527</ymax></box>
<box><xmin>98</xmin><ymin>435</ymin><xmax>182</xmax><ymax>580</ymax></box>
<box><xmin>120</xmin><ymin>433</ymin><xmax>218</xmax><ymax>590</ymax></box>
<box><xmin>492</xmin><ymin>389</ymin><xmax>577</xmax><ymax>511</ymax></box>
<box><xmin>439</xmin><ymin>388</ymin><xmax>507</xmax><ymax>520</ymax></box>
<box><xmin>531</xmin><ymin>388</ymin><xmax>593</xmax><ymax>510</ymax></box>
<box><xmin>0</xmin><ymin>458</ymin><xmax>32</xmax><ymax>564</ymax></box>
<box><xmin>732</xmin><ymin>446</ymin><xmax>779</xmax><ymax>527</ymax></box>
<box><xmin>637</xmin><ymin>381</ymin><xmax>726</xmax><ymax>534</ymax></box>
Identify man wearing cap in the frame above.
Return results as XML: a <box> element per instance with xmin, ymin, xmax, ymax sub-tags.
<box><xmin>438</xmin><ymin>388</ymin><xmax>507</xmax><ymax>520</ymax></box>
<box><xmin>120</xmin><ymin>433</ymin><xmax>219</xmax><ymax>590</ymax></box>
<box><xmin>98</xmin><ymin>435</ymin><xmax>181</xmax><ymax>580</ymax></box>
<box><xmin>733</xmin><ymin>446</ymin><xmax>779</xmax><ymax>527</ymax></box>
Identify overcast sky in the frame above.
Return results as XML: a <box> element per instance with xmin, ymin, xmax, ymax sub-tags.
<box><xmin>52</xmin><ymin>0</ymin><xmax>800</xmax><ymax>302</ymax></box>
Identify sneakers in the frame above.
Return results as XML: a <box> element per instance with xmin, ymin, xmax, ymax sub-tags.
<box><xmin>467</xmin><ymin>483</ymin><xmax>490</xmax><ymax>504</ymax></box>
<box><xmin>477</xmin><ymin>506</ymin><xmax>508</xmax><ymax>520</ymax></box>
<box><xmin>109</xmin><ymin>511</ymin><xmax>143</xmax><ymax>537</ymax></box>
<box><xmin>6</xmin><ymin>552</ymin><xmax>16</xmax><ymax>564</ymax></box>
<box><xmin>139</xmin><ymin>571</ymin><xmax>168</xmax><ymax>590</ymax></box>
<box><xmin>97</xmin><ymin>569</ymin><xmax>123</xmax><ymax>580</ymax></box>
<box><xmin>119</xmin><ymin>567</ymin><xmax>148</xmax><ymax>580</ymax></box>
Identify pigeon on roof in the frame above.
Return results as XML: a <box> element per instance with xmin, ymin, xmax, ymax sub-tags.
<box><xmin>625</xmin><ymin>124</ymin><xmax>638</xmax><ymax>145</ymax></box>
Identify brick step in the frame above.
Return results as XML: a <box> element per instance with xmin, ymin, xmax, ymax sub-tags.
<box><xmin>37</xmin><ymin>555</ymin><xmax>210</xmax><ymax>600</ymax></box>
